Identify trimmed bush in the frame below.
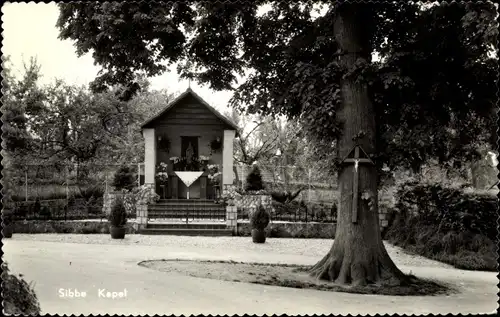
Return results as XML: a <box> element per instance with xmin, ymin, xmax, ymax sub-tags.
<box><xmin>108</xmin><ymin>198</ymin><xmax>127</xmax><ymax>227</ymax></box>
<box><xmin>245</xmin><ymin>165</ymin><xmax>265</xmax><ymax>192</ymax></box>
<box><xmin>2</xmin><ymin>262</ymin><xmax>41</xmax><ymax>315</ymax></box>
<box><xmin>250</xmin><ymin>204</ymin><xmax>270</xmax><ymax>230</ymax></box>
<box><xmin>112</xmin><ymin>165</ymin><xmax>136</xmax><ymax>191</ymax></box>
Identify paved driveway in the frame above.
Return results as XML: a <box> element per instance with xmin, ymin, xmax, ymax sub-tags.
<box><xmin>2</xmin><ymin>235</ymin><xmax>497</xmax><ymax>315</ymax></box>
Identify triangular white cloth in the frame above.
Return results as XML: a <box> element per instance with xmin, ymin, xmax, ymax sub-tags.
<box><xmin>175</xmin><ymin>171</ymin><xmax>203</xmax><ymax>188</ymax></box>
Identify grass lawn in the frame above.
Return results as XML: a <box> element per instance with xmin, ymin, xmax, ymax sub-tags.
<box><xmin>139</xmin><ymin>259</ymin><xmax>452</xmax><ymax>296</ymax></box>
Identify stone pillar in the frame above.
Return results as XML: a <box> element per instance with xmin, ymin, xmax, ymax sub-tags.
<box><xmin>222</xmin><ymin>129</ymin><xmax>236</xmax><ymax>194</ymax></box>
<box><xmin>134</xmin><ymin>183</ymin><xmax>154</xmax><ymax>230</ymax></box>
<box><xmin>134</xmin><ymin>204</ymin><xmax>148</xmax><ymax>231</ymax></box>
<box><xmin>226</xmin><ymin>205</ymin><xmax>238</xmax><ymax>235</ymax></box>
<box><xmin>379</xmin><ymin>211</ymin><xmax>388</xmax><ymax>231</ymax></box>
<box><xmin>143</xmin><ymin>128</ymin><xmax>156</xmax><ymax>185</ymax></box>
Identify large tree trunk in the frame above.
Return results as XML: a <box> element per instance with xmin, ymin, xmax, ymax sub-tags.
<box><xmin>310</xmin><ymin>4</ymin><xmax>409</xmax><ymax>286</ymax></box>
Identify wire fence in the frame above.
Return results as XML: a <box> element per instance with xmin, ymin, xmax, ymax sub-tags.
<box><xmin>3</xmin><ymin>162</ymin><xmax>145</xmax><ymax>221</ymax></box>
<box><xmin>234</xmin><ymin>164</ymin><xmax>338</xmax><ymax>205</ymax></box>
<box><xmin>4</xmin><ymin>163</ymin><xmax>145</xmax><ymax>202</ymax></box>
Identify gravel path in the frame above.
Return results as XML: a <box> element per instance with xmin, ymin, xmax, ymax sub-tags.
<box><xmin>12</xmin><ymin>234</ymin><xmax>453</xmax><ymax>269</ymax></box>
<box><xmin>4</xmin><ymin>235</ymin><xmax>496</xmax><ymax>315</ymax></box>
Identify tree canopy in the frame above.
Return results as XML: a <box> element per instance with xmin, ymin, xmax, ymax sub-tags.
<box><xmin>1</xmin><ymin>56</ymin><xmax>175</xmax><ymax>166</ymax></box>
<box><xmin>56</xmin><ymin>1</ymin><xmax>498</xmax><ymax>287</ymax></box>
<box><xmin>57</xmin><ymin>1</ymin><xmax>497</xmax><ymax>175</ymax></box>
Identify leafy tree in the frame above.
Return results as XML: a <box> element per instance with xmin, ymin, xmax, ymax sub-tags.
<box><xmin>257</xmin><ymin>118</ymin><xmax>303</xmax><ymax>191</ymax></box>
<box><xmin>57</xmin><ymin>2</ymin><xmax>497</xmax><ymax>287</ymax></box>
<box><xmin>23</xmin><ymin>79</ymin><xmax>142</xmax><ymax>166</ymax></box>
<box><xmin>224</xmin><ymin>108</ymin><xmax>279</xmax><ymax>166</ymax></box>
<box><xmin>1</xmin><ymin>57</ymin><xmax>47</xmax><ymax>205</ymax></box>
<box><xmin>115</xmin><ymin>87</ymin><xmax>177</xmax><ymax>163</ymax></box>
<box><xmin>1</xmin><ymin>56</ymin><xmax>44</xmax><ymax>158</ymax></box>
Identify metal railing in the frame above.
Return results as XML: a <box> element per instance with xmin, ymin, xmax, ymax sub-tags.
<box><xmin>238</xmin><ymin>203</ymin><xmax>337</xmax><ymax>224</ymax></box>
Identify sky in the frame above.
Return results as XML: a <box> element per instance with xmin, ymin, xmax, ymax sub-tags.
<box><xmin>1</xmin><ymin>2</ymin><xmax>233</xmax><ymax>114</ymax></box>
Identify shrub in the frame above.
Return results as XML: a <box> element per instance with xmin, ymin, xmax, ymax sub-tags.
<box><xmin>122</xmin><ymin>185</ymin><xmax>160</xmax><ymax>215</ymax></box>
<box><xmin>112</xmin><ymin>166</ymin><xmax>136</xmax><ymax>191</ymax></box>
<box><xmin>245</xmin><ymin>165</ymin><xmax>265</xmax><ymax>192</ymax></box>
<box><xmin>2</xmin><ymin>262</ymin><xmax>41</xmax><ymax>315</ymax></box>
<box><xmin>250</xmin><ymin>204</ymin><xmax>270</xmax><ymax>230</ymax></box>
<box><xmin>78</xmin><ymin>185</ymin><xmax>105</xmax><ymax>200</ymax></box>
<box><xmin>3</xmin><ymin>209</ymin><xmax>15</xmax><ymax>225</ymax></box>
<box><xmin>385</xmin><ymin>181</ymin><xmax>497</xmax><ymax>271</ymax></box>
<box><xmin>108</xmin><ymin>198</ymin><xmax>127</xmax><ymax>227</ymax></box>
<box><xmin>394</xmin><ymin>182</ymin><xmax>497</xmax><ymax>241</ymax></box>
<box><xmin>33</xmin><ymin>199</ymin><xmax>41</xmax><ymax>215</ymax></box>
<box><xmin>39</xmin><ymin>206</ymin><xmax>51</xmax><ymax>220</ymax></box>
<box><xmin>270</xmin><ymin>188</ymin><xmax>304</xmax><ymax>204</ymax></box>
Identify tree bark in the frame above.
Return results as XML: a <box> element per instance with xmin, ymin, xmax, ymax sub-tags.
<box><xmin>309</xmin><ymin>4</ymin><xmax>409</xmax><ymax>286</ymax></box>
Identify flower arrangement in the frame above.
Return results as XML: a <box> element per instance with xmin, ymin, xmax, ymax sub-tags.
<box><xmin>155</xmin><ymin>162</ymin><xmax>169</xmax><ymax>184</ymax></box>
<box><xmin>169</xmin><ymin>156</ymin><xmax>181</xmax><ymax>164</ymax></box>
<box><xmin>207</xmin><ymin>164</ymin><xmax>222</xmax><ymax>185</ymax></box>
<box><xmin>199</xmin><ymin>155</ymin><xmax>210</xmax><ymax>162</ymax></box>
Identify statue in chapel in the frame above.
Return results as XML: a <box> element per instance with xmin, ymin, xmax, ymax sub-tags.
<box><xmin>185</xmin><ymin>142</ymin><xmax>194</xmax><ymax>165</ymax></box>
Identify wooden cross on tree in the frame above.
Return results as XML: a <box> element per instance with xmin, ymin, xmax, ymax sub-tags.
<box><xmin>340</xmin><ymin>145</ymin><xmax>375</xmax><ymax>224</ymax></box>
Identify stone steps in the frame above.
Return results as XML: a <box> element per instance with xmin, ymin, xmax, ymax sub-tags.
<box><xmin>148</xmin><ymin>205</ymin><xmax>225</xmax><ymax>211</ymax></box>
<box><xmin>146</xmin><ymin>223</ymin><xmax>228</xmax><ymax>230</ymax></box>
<box><xmin>156</xmin><ymin>199</ymin><xmax>221</xmax><ymax>204</ymax></box>
<box><xmin>147</xmin><ymin>211</ymin><xmax>225</xmax><ymax>218</ymax></box>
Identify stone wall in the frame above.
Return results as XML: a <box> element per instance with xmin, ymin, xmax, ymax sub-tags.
<box><xmin>135</xmin><ymin>203</ymin><xmax>148</xmax><ymax>231</ymax></box>
<box><xmin>226</xmin><ymin>206</ymin><xmax>237</xmax><ymax>234</ymax></box>
<box><xmin>378</xmin><ymin>188</ymin><xmax>397</xmax><ymax>231</ymax></box>
<box><xmin>237</xmin><ymin>221</ymin><xmax>336</xmax><ymax>239</ymax></box>
<box><xmin>11</xmin><ymin>220</ymin><xmax>137</xmax><ymax>234</ymax></box>
<box><xmin>135</xmin><ymin>183</ymin><xmax>155</xmax><ymax>230</ymax></box>
<box><xmin>378</xmin><ymin>210</ymin><xmax>389</xmax><ymax>230</ymax></box>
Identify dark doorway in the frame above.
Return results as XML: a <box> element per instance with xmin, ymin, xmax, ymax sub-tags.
<box><xmin>181</xmin><ymin>136</ymin><xmax>199</xmax><ymax>159</ymax></box>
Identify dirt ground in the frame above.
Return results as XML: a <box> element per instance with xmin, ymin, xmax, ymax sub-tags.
<box><xmin>139</xmin><ymin>259</ymin><xmax>450</xmax><ymax>296</ymax></box>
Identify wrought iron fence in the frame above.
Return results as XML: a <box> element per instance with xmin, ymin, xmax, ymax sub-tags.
<box><xmin>234</xmin><ymin>164</ymin><xmax>338</xmax><ymax>205</ymax></box>
<box><xmin>237</xmin><ymin>201</ymin><xmax>337</xmax><ymax>224</ymax></box>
